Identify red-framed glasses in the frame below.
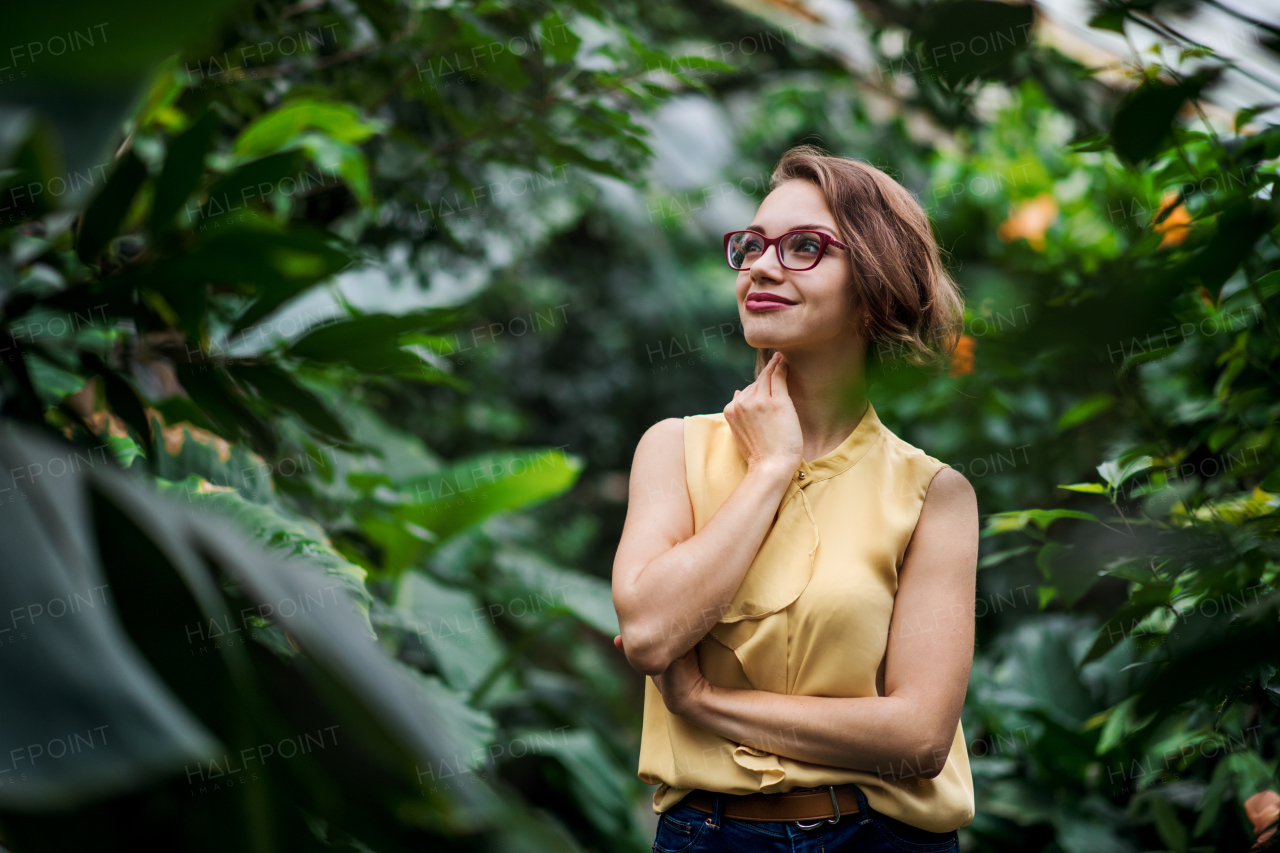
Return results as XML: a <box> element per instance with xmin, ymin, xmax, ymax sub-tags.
<box><xmin>723</xmin><ymin>229</ymin><xmax>851</xmax><ymax>271</ymax></box>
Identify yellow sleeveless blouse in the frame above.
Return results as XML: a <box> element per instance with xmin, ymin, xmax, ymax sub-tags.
<box><xmin>637</xmin><ymin>402</ymin><xmax>975</xmax><ymax>833</ymax></box>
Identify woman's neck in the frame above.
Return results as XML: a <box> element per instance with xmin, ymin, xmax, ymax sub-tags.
<box><xmin>778</xmin><ymin>345</ymin><xmax>869</xmax><ymax>462</ymax></box>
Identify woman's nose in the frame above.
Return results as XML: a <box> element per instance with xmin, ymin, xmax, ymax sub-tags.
<box><xmin>751</xmin><ymin>242</ymin><xmax>786</xmax><ymax>280</ymax></box>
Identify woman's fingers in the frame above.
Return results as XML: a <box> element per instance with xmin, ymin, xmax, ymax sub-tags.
<box><xmin>755</xmin><ymin>352</ymin><xmax>779</xmax><ymax>395</ymax></box>
<box><xmin>770</xmin><ymin>356</ymin><xmax>790</xmax><ymax>398</ymax></box>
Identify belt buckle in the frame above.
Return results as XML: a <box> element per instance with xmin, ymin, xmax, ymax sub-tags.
<box><xmin>794</xmin><ymin>785</ymin><xmax>840</xmax><ymax>831</ymax></box>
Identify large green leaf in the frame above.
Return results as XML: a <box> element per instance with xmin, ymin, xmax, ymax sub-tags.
<box><xmin>154</xmin><ymin>474</ymin><xmax>374</xmax><ymax>628</ymax></box>
<box><xmin>149</xmin><ymin>109</ymin><xmax>219</xmax><ymax>234</ymax></box>
<box><xmin>289</xmin><ymin>310</ymin><xmax>470</xmax><ymax>386</ymax></box>
<box><xmin>226</xmin><ymin>363</ymin><xmax>352</xmax><ymax>443</ymax></box>
<box><xmin>76</xmin><ymin>150</ymin><xmax>146</xmax><ymax>262</ymax></box>
<box><xmin>394</xmin><ymin>571</ymin><xmax>512</xmax><ymax>698</ymax></box>
<box><xmin>1111</xmin><ymin>72</ymin><xmax>1216</xmax><ymax>164</ymax></box>
<box><xmin>505</xmin><ymin>728</ymin><xmax>637</xmax><ymax>839</ymax></box>
<box><xmin>491</xmin><ymin>547</ymin><xmax>619</xmax><ymax>636</ymax></box>
<box><xmin>0</xmin><ymin>423</ymin><xmax>220</xmax><ymax>810</ymax></box>
<box><xmin>393</xmin><ymin>448</ymin><xmax>583</xmax><ymax>545</ymax></box>
<box><xmin>233</xmin><ymin>99</ymin><xmax>384</xmax><ymax>159</ymax></box>
<box><xmin>0</xmin><ymin>420</ymin><xmax>499</xmax><ymax>832</ymax></box>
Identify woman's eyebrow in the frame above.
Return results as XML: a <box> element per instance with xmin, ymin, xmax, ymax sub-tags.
<box><xmin>745</xmin><ymin>223</ymin><xmax>838</xmax><ymax>236</ymax></box>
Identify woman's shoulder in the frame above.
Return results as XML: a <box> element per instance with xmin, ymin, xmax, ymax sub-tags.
<box><xmin>680</xmin><ymin>412</ymin><xmax>730</xmax><ymax>438</ymax></box>
<box><xmin>871</xmin><ymin>416</ymin><xmax>953</xmax><ymax>480</ymax></box>
<box><xmin>870</xmin><ymin>416</ymin><xmax>974</xmax><ymax>512</ymax></box>
<box><xmin>634</xmin><ymin>413</ymin><xmax>733</xmax><ymax>463</ymax></box>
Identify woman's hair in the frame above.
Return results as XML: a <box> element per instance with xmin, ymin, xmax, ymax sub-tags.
<box><xmin>752</xmin><ymin>144</ymin><xmax>964</xmax><ymax>376</ymax></box>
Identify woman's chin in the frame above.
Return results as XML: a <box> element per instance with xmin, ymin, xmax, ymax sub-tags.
<box><xmin>744</xmin><ymin>336</ymin><xmax>787</xmax><ymax>351</ymax></box>
<box><xmin>741</xmin><ymin>320</ymin><xmax>800</xmax><ymax>350</ymax></box>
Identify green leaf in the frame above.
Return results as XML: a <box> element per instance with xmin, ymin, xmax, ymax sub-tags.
<box><xmin>150</xmin><ymin>417</ymin><xmax>273</xmax><ymax>503</ymax></box>
<box><xmin>233</xmin><ymin>99</ymin><xmax>384</xmax><ymax>159</ymax></box>
<box><xmin>978</xmin><ymin>544</ymin><xmax>1037</xmax><ymax>569</ymax></box>
<box><xmin>1069</xmin><ymin>134</ymin><xmax>1112</xmax><ymax>153</ymax></box>
<box><xmin>291</xmin><ymin>324</ymin><xmax>469</xmax><ymax>388</ymax></box>
<box><xmin>1097</xmin><ymin>455</ymin><xmax>1154</xmax><ymax>491</ymax></box>
<box><xmin>1111</xmin><ymin>73</ymin><xmax>1217</xmax><ymax>164</ymax></box>
<box><xmin>1226</xmin><ymin>751</ymin><xmax>1278</xmax><ymax>802</ymax></box>
<box><xmin>147</xmin><ymin>226</ymin><xmax>352</xmax><ymax>336</ymax></box>
<box><xmin>1094</xmin><ymin>696</ymin><xmax>1138</xmax><ymax>755</ymax></box>
<box><xmin>225</xmin><ymin>363</ymin><xmax>352</xmax><ymax>443</ymax></box>
<box><xmin>1088</xmin><ymin>10</ymin><xmax>1127</xmax><ymax>33</ymax></box>
<box><xmin>295</xmin><ymin>133</ymin><xmax>374</xmax><ymax>206</ymax></box>
<box><xmin>0</xmin><ymin>424</ymin><xmax>221</xmax><ymax>810</ymax></box>
<box><xmin>1082</xmin><ymin>582</ymin><xmax>1174</xmax><ymax>665</ymax></box>
<box><xmin>150</xmin><ymin>109</ymin><xmax>219</xmax><ymax>234</ymax></box>
<box><xmin>199</xmin><ymin>149</ymin><xmax>311</xmax><ymax>221</ymax></box>
<box><xmin>1194</xmin><ymin>758</ymin><xmax>1235</xmax><ymax>836</ymax></box>
<box><xmin>1056</xmin><ymin>393</ymin><xmax>1115</xmax><ymax>432</ymax></box>
<box><xmin>174</xmin><ymin>363</ymin><xmax>277</xmax><ymax>455</ymax></box>
<box><xmin>154</xmin><ymin>474</ymin><xmax>375</xmax><ymax>630</ymax></box>
<box><xmin>507</xmin><ymin>728</ymin><xmax>635</xmax><ymax>837</ymax></box>
<box><xmin>455</xmin><ymin>19</ymin><xmax>529</xmax><ymax>91</ymax></box>
<box><xmin>1182</xmin><ymin>200</ymin><xmax>1273</xmax><ymax>293</ymax></box>
<box><xmin>1150</xmin><ymin>796</ymin><xmax>1189</xmax><ymax>852</ymax></box>
<box><xmin>1135</xmin><ymin>616</ymin><xmax>1280</xmax><ymax>718</ymax></box>
<box><xmin>491</xmin><ymin>547</ymin><xmax>619</xmax><ymax>635</ymax></box>
<box><xmin>394</xmin><ymin>571</ymin><xmax>511</xmax><ymax>696</ymax></box>
<box><xmin>1057</xmin><ymin>483</ymin><xmax>1108</xmax><ymax>494</ymax></box>
<box><xmin>1036</xmin><ymin>541</ymin><xmax>1099</xmax><ymax>608</ymax></box>
<box><xmin>289</xmin><ymin>309</ymin><xmax>466</xmax><ymax>360</ymax></box>
<box><xmin>105</xmin><ymin>432</ymin><xmax>146</xmax><ymax>469</ymax></box>
<box><xmin>984</xmin><ymin>508</ymin><xmax>1100</xmax><ymax>536</ymax></box>
<box><xmin>402</xmin><ymin>669</ymin><xmax>497</xmax><ymax>772</ymax></box>
<box><xmin>394</xmin><ymin>449</ymin><xmax>583</xmax><ymax>545</ymax></box>
<box><xmin>25</xmin><ymin>351</ymin><xmax>88</xmax><ymax>404</ymax></box>
<box><xmin>79</xmin><ymin>352</ymin><xmax>153</xmax><ymax>451</ymax></box>
<box><xmin>1235</xmin><ymin>103</ymin><xmax>1278</xmax><ymax>133</ymax></box>
<box><xmin>538</xmin><ymin>11</ymin><xmax>581</xmax><ymax>64</ymax></box>
<box><xmin>77</xmin><ymin>150</ymin><xmax>147</xmax><ymax>262</ymax></box>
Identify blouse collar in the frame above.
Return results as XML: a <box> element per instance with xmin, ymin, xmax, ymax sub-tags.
<box><xmin>795</xmin><ymin>401</ymin><xmax>883</xmax><ymax>486</ymax></box>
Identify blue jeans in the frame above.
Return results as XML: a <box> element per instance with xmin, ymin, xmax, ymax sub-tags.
<box><xmin>651</xmin><ymin>787</ymin><xmax>959</xmax><ymax>853</ymax></box>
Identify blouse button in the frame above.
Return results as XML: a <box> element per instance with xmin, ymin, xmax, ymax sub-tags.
<box><xmin>797</xmin><ymin>471</ymin><xmax>806</xmax><ymax>479</ymax></box>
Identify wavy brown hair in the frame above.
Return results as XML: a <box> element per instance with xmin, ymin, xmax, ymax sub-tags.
<box><xmin>752</xmin><ymin>145</ymin><xmax>963</xmax><ymax>376</ymax></box>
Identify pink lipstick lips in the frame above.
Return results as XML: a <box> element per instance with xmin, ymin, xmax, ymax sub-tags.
<box><xmin>745</xmin><ymin>292</ymin><xmax>797</xmax><ymax>311</ymax></box>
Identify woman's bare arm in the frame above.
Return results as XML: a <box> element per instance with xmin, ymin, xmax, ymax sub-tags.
<box><xmin>611</xmin><ymin>353</ymin><xmax>804</xmax><ymax>676</ymax></box>
<box><xmin>649</xmin><ymin>468</ymin><xmax>979</xmax><ymax>778</ymax></box>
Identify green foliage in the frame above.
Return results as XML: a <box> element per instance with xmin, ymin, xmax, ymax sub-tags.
<box><xmin>0</xmin><ymin>0</ymin><xmax>709</xmax><ymax>848</ymax></box>
<box><xmin>2</xmin><ymin>0</ymin><xmax>1279</xmax><ymax>851</ymax></box>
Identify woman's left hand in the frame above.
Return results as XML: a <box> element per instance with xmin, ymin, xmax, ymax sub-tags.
<box><xmin>651</xmin><ymin>646</ymin><xmax>711</xmax><ymax>718</ymax></box>
<box><xmin>614</xmin><ymin>635</ymin><xmax>710</xmax><ymax>718</ymax></box>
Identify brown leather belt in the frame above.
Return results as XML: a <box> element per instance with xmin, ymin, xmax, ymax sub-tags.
<box><xmin>683</xmin><ymin>785</ymin><xmax>861</xmax><ymax>823</ymax></box>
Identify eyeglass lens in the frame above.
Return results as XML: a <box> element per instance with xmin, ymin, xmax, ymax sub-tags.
<box><xmin>727</xmin><ymin>231</ymin><xmax>826</xmax><ymax>270</ymax></box>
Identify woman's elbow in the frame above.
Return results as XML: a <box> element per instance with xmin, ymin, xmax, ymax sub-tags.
<box><xmin>914</xmin><ymin>736</ymin><xmax>955</xmax><ymax>780</ymax></box>
<box><xmin>626</xmin><ymin>648</ymin><xmax>670</xmax><ymax>677</ymax></box>
<box><xmin>616</xmin><ymin>621</ymin><xmax>673</xmax><ymax>676</ymax></box>
<box><xmin>624</xmin><ymin>641</ymin><xmax>673</xmax><ymax>677</ymax></box>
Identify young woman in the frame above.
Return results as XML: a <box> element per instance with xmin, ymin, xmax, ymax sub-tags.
<box><xmin>611</xmin><ymin>146</ymin><xmax>979</xmax><ymax>852</ymax></box>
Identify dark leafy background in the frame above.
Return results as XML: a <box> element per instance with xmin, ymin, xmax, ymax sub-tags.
<box><xmin>1</xmin><ymin>0</ymin><xmax>1278</xmax><ymax>850</ymax></box>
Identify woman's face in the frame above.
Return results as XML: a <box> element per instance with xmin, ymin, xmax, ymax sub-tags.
<box><xmin>734</xmin><ymin>179</ymin><xmax>861</xmax><ymax>355</ymax></box>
